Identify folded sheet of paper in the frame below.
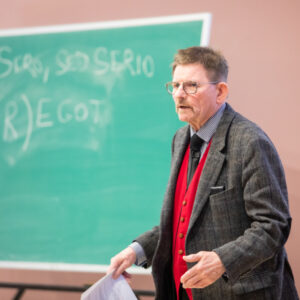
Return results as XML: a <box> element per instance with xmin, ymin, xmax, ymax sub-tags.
<box><xmin>81</xmin><ymin>272</ymin><xmax>137</xmax><ymax>300</ymax></box>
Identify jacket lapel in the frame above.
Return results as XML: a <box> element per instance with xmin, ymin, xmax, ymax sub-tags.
<box><xmin>160</xmin><ymin>126</ymin><xmax>190</xmax><ymax>232</ymax></box>
<box><xmin>187</xmin><ymin>105</ymin><xmax>236</xmax><ymax>235</ymax></box>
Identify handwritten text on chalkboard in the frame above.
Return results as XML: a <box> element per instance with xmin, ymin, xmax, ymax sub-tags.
<box><xmin>0</xmin><ymin>46</ymin><xmax>155</xmax><ymax>82</ymax></box>
<box><xmin>0</xmin><ymin>46</ymin><xmax>155</xmax><ymax>156</ymax></box>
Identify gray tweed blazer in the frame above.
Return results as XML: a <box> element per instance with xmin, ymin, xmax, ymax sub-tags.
<box><xmin>135</xmin><ymin>104</ymin><xmax>299</xmax><ymax>300</ymax></box>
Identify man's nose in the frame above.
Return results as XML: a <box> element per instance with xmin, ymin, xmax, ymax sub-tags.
<box><xmin>173</xmin><ymin>83</ymin><xmax>186</xmax><ymax>98</ymax></box>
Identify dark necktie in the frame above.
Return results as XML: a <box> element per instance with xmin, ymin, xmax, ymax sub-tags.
<box><xmin>187</xmin><ymin>134</ymin><xmax>203</xmax><ymax>187</ymax></box>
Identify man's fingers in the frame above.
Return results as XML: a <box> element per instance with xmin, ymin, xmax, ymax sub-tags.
<box><xmin>181</xmin><ymin>255</ymin><xmax>203</xmax><ymax>283</ymax></box>
<box><xmin>106</xmin><ymin>265</ymin><xmax>115</xmax><ymax>275</ymax></box>
<box><xmin>181</xmin><ymin>251</ymin><xmax>226</xmax><ymax>289</ymax></box>
<box><xmin>113</xmin><ymin>260</ymin><xmax>130</xmax><ymax>279</ymax></box>
<box><xmin>181</xmin><ymin>265</ymin><xmax>199</xmax><ymax>285</ymax></box>
<box><xmin>181</xmin><ymin>269</ymin><xmax>212</xmax><ymax>289</ymax></box>
<box><xmin>107</xmin><ymin>247</ymin><xmax>137</xmax><ymax>279</ymax></box>
<box><xmin>184</xmin><ymin>278</ymin><xmax>209</xmax><ymax>289</ymax></box>
<box><xmin>183</xmin><ymin>277</ymin><xmax>202</xmax><ymax>289</ymax></box>
<box><xmin>183</xmin><ymin>253</ymin><xmax>202</xmax><ymax>262</ymax></box>
<box><xmin>111</xmin><ymin>258</ymin><xmax>128</xmax><ymax>279</ymax></box>
<box><xmin>181</xmin><ymin>271</ymin><xmax>197</xmax><ymax>287</ymax></box>
<box><xmin>108</xmin><ymin>256</ymin><xmax>122</xmax><ymax>275</ymax></box>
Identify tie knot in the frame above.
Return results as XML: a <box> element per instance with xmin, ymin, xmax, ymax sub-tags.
<box><xmin>190</xmin><ymin>134</ymin><xmax>203</xmax><ymax>152</ymax></box>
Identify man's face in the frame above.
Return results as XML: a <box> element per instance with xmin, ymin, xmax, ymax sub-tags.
<box><xmin>172</xmin><ymin>63</ymin><xmax>221</xmax><ymax>131</ymax></box>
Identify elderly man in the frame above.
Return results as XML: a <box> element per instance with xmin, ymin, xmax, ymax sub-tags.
<box><xmin>108</xmin><ymin>47</ymin><xmax>299</xmax><ymax>300</ymax></box>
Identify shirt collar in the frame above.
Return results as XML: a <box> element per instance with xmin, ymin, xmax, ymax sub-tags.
<box><xmin>190</xmin><ymin>103</ymin><xmax>226</xmax><ymax>143</ymax></box>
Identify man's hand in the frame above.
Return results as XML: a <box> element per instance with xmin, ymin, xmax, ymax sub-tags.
<box><xmin>107</xmin><ymin>247</ymin><xmax>137</xmax><ymax>280</ymax></box>
<box><xmin>181</xmin><ymin>251</ymin><xmax>225</xmax><ymax>289</ymax></box>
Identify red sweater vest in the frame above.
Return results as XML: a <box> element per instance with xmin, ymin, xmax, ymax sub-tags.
<box><xmin>172</xmin><ymin>141</ymin><xmax>212</xmax><ymax>300</ymax></box>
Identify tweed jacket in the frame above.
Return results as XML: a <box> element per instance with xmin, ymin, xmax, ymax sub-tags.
<box><xmin>135</xmin><ymin>104</ymin><xmax>298</xmax><ymax>300</ymax></box>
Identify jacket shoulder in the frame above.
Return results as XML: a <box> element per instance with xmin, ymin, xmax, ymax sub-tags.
<box><xmin>229</xmin><ymin>109</ymin><xmax>275</xmax><ymax>146</ymax></box>
<box><xmin>171</xmin><ymin>125</ymin><xmax>189</xmax><ymax>153</ymax></box>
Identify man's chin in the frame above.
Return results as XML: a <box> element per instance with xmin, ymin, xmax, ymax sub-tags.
<box><xmin>177</xmin><ymin>112</ymin><xmax>191</xmax><ymax>123</ymax></box>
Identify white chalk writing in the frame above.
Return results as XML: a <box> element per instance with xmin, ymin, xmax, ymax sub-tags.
<box><xmin>0</xmin><ymin>46</ymin><xmax>44</xmax><ymax>79</ymax></box>
<box><xmin>0</xmin><ymin>46</ymin><xmax>155</xmax><ymax>81</ymax></box>
<box><xmin>0</xmin><ymin>45</ymin><xmax>154</xmax><ymax>154</ymax></box>
<box><xmin>3</xmin><ymin>95</ymin><xmax>111</xmax><ymax>152</ymax></box>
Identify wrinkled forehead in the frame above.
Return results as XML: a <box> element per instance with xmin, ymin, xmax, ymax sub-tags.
<box><xmin>172</xmin><ymin>63</ymin><xmax>212</xmax><ymax>81</ymax></box>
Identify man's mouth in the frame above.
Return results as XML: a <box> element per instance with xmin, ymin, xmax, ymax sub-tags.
<box><xmin>177</xmin><ymin>105</ymin><xmax>190</xmax><ymax>110</ymax></box>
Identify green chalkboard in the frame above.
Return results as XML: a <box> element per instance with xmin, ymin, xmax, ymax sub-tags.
<box><xmin>0</xmin><ymin>14</ymin><xmax>211</xmax><ymax>267</ymax></box>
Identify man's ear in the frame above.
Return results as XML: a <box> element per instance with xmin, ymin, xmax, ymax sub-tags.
<box><xmin>216</xmin><ymin>82</ymin><xmax>229</xmax><ymax>105</ymax></box>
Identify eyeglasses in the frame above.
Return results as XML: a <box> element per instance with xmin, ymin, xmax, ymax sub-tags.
<box><xmin>165</xmin><ymin>81</ymin><xmax>219</xmax><ymax>95</ymax></box>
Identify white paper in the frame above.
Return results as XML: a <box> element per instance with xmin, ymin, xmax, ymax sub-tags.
<box><xmin>81</xmin><ymin>272</ymin><xmax>138</xmax><ymax>300</ymax></box>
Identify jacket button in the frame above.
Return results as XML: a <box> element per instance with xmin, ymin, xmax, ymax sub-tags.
<box><xmin>180</xmin><ymin>217</ymin><xmax>185</xmax><ymax>222</ymax></box>
<box><xmin>182</xmin><ymin>200</ymin><xmax>187</xmax><ymax>206</ymax></box>
<box><xmin>178</xmin><ymin>249</ymin><xmax>183</xmax><ymax>255</ymax></box>
<box><xmin>179</xmin><ymin>233</ymin><xmax>184</xmax><ymax>239</ymax></box>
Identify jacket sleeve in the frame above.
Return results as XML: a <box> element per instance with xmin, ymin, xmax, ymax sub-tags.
<box><xmin>133</xmin><ymin>132</ymin><xmax>179</xmax><ymax>268</ymax></box>
<box><xmin>213</xmin><ymin>131</ymin><xmax>291</xmax><ymax>283</ymax></box>
<box><xmin>134</xmin><ymin>226</ymin><xmax>159</xmax><ymax>268</ymax></box>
